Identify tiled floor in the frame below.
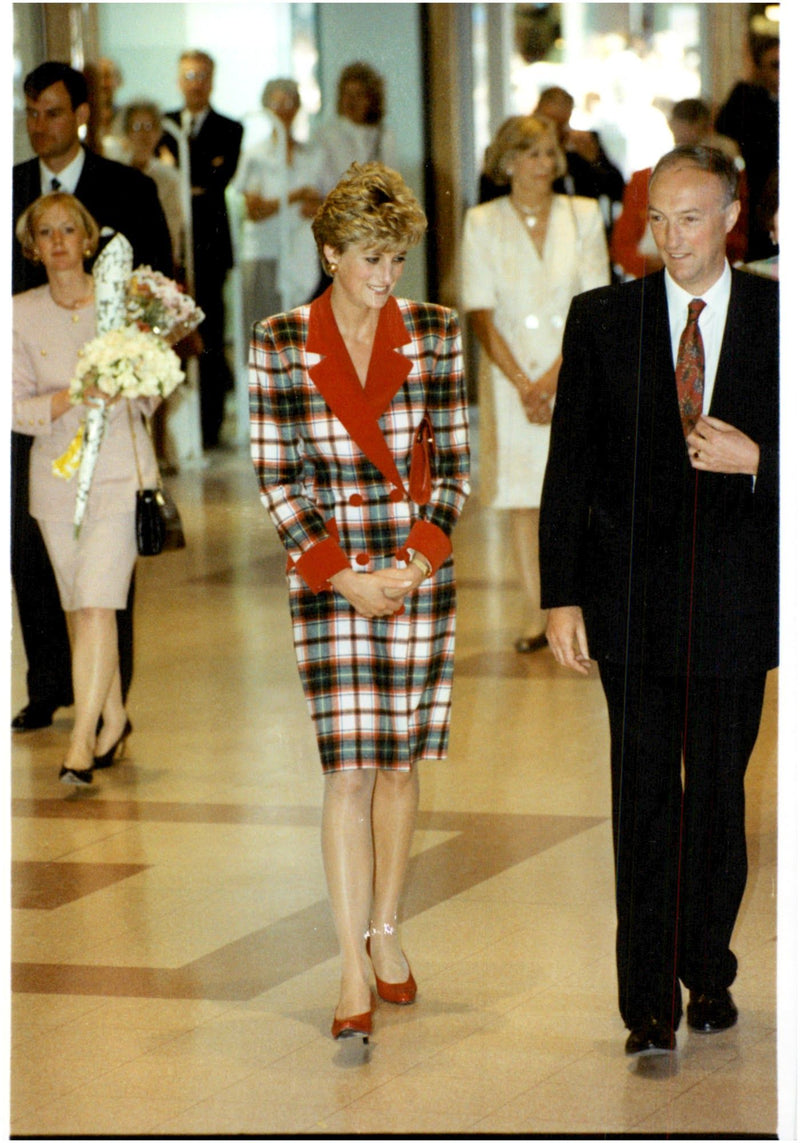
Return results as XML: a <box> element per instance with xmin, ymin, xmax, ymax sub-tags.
<box><xmin>10</xmin><ymin>441</ymin><xmax>779</xmax><ymax>1138</ymax></box>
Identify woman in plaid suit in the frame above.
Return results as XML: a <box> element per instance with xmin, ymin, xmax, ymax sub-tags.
<box><xmin>250</xmin><ymin>163</ymin><xmax>470</xmax><ymax>1041</ymax></box>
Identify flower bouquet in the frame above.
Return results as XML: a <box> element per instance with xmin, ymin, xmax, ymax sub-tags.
<box><xmin>57</xmin><ymin>235</ymin><xmax>205</xmax><ymax>537</ymax></box>
<box><xmin>125</xmin><ymin>265</ymin><xmax>204</xmax><ymax>344</ymax></box>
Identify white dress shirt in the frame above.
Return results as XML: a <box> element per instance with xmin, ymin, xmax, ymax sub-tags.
<box><xmin>39</xmin><ymin>148</ymin><xmax>85</xmax><ymax>196</ymax></box>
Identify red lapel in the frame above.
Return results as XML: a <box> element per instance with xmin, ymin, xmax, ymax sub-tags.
<box><xmin>306</xmin><ymin>288</ymin><xmax>413</xmax><ymax>491</ymax></box>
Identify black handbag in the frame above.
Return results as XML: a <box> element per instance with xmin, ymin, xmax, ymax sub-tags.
<box><xmin>136</xmin><ymin>488</ymin><xmax>166</xmax><ymax>556</ymax></box>
<box><xmin>128</xmin><ymin>404</ymin><xmax>185</xmax><ymax>556</ymax></box>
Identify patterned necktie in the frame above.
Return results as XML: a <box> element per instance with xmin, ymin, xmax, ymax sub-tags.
<box><xmin>675</xmin><ymin>298</ymin><xmax>706</xmax><ymax>437</ymax></box>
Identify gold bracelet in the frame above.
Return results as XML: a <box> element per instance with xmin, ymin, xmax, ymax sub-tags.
<box><xmin>408</xmin><ymin>552</ymin><xmax>432</xmax><ymax>578</ymax></box>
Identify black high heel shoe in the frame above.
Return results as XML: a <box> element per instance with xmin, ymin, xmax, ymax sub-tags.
<box><xmin>59</xmin><ymin>764</ymin><xmax>93</xmax><ymax>786</ymax></box>
<box><xmin>93</xmin><ymin>719</ymin><xmax>132</xmax><ymax>770</ymax></box>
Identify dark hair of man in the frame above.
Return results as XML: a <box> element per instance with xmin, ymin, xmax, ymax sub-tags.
<box><xmin>24</xmin><ymin>61</ymin><xmax>88</xmax><ymax>109</ymax></box>
<box><xmin>536</xmin><ymin>85</ymin><xmax>574</xmax><ymax>110</ymax></box>
<box><xmin>671</xmin><ymin>98</ymin><xmax>711</xmax><ymax>127</ymax></box>
<box><xmin>650</xmin><ymin>144</ymin><xmax>739</xmax><ymax>206</ymax></box>
<box><xmin>750</xmin><ymin>34</ymin><xmax>779</xmax><ymax>67</ymax></box>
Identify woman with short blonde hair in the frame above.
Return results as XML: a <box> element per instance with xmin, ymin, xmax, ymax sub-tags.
<box><xmin>13</xmin><ymin>194</ymin><xmax>159</xmax><ymax>784</ymax></box>
<box><xmin>16</xmin><ymin>192</ymin><xmax>100</xmax><ymax>264</ymax></box>
<box><xmin>251</xmin><ymin>161</ymin><xmax>470</xmax><ymax>1043</ymax></box>
<box><xmin>482</xmin><ymin>114</ymin><xmax>567</xmax><ymax>187</ymax></box>
<box><xmin>462</xmin><ymin>114</ymin><xmax>609</xmax><ymax>653</ymax></box>
<box><xmin>312</xmin><ymin>161</ymin><xmax>426</xmax><ymax>275</ymax></box>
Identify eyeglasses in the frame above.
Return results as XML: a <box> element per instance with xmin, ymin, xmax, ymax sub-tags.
<box><xmin>129</xmin><ymin>121</ymin><xmax>158</xmax><ymax>132</ymax></box>
<box><xmin>182</xmin><ymin>69</ymin><xmax>211</xmax><ymax>81</ymax></box>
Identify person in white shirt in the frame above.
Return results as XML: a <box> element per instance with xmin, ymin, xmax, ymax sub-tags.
<box><xmin>233</xmin><ymin>78</ymin><xmax>323</xmax><ymax>353</ymax></box>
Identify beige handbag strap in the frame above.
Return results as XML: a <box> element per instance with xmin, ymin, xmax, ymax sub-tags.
<box><xmin>126</xmin><ymin>402</ymin><xmax>160</xmax><ymax>492</ymax></box>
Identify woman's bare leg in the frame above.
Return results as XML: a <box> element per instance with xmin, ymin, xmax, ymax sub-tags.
<box><xmin>369</xmin><ymin>766</ymin><xmax>419</xmax><ymax>983</ymax></box>
<box><xmin>322</xmin><ymin>769</ymin><xmax>376</xmax><ymax>1019</ymax></box>
<box><xmin>64</xmin><ymin>607</ymin><xmax>124</xmax><ymax>771</ymax></box>
<box><xmin>511</xmin><ymin>507</ymin><xmax>547</xmax><ymax>640</ymax></box>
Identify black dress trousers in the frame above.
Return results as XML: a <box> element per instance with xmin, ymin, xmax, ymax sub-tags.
<box><xmin>598</xmin><ymin>662</ymin><xmax>766</xmax><ymax>1031</ymax></box>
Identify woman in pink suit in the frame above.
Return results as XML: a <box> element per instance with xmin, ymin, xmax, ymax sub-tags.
<box><xmin>250</xmin><ymin>163</ymin><xmax>470</xmax><ymax>1042</ymax></box>
<box><xmin>13</xmin><ymin>194</ymin><xmax>159</xmax><ymax>784</ymax></box>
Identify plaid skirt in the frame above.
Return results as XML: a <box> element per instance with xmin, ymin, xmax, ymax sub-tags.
<box><xmin>288</xmin><ymin>561</ymin><xmax>456</xmax><ymax>773</ymax></box>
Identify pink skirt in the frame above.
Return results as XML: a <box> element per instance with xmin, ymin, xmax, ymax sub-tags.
<box><xmin>39</xmin><ymin>512</ymin><xmax>138</xmax><ymax>610</ymax></box>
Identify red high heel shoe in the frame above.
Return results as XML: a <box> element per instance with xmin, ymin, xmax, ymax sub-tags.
<box><xmin>366</xmin><ymin>935</ymin><xmax>417</xmax><ymax>1005</ymax></box>
<box><xmin>331</xmin><ymin>993</ymin><xmax>375</xmax><ymax>1041</ymax></box>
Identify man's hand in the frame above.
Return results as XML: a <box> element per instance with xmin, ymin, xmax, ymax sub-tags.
<box><xmin>687</xmin><ymin>415</ymin><xmax>760</xmax><ymax>476</ymax></box>
<box><xmin>546</xmin><ymin>605</ymin><xmax>592</xmax><ymax>675</ymax></box>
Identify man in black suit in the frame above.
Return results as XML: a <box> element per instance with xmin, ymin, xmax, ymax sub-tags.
<box><xmin>534</xmin><ymin>86</ymin><xmax>624</xmax><ymax>210</ymax></box>
<box><xmin>715</xmin><ymin>34</ymin><xmax>779</xmax><ymax>260</ymax></box>
<box><xmin>163</xmin><ymin>50</ymin><xmax>243</xmax><ymax>449</ymax></box>
<box><xmin>539</xmin><ymin>146</ymin><xmax>778</xmax><ymax>1056</ymax></box>
<box><xmin>12</xmin><ymin>61</ymin><xmax>172</xmax><ymax>732</ymax></box>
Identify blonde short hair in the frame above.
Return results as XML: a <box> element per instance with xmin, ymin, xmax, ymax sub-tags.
<box><xmin>483</xmin><ymin>115</ymin><xmax>567</xmax><ymax>186</ymax></box>
<box><xmin>15</xmin><ymin>192</ymin><xmax>100</xmax><ymax>263</ymax></box>
<box><xmin>312</xmin><ymin>162</ymin><xmax>427</xmax><ymax>277</ymax></box>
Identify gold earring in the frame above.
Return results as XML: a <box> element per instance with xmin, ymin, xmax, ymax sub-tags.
<box><xmin>330</xmin><ymin>263</ymin><xmax>338</xmax><ymax>274</ymax></box>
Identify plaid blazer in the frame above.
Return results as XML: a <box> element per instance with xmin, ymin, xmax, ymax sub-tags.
<box><xmin>250</xmin><ymin>288</ymin><xmax>470</xmax><ymax>590</ymax></box>
<box><xmin>249</xmin><ymin>288</ymin><xmax>471</xmax><ymax>771</ymax></box>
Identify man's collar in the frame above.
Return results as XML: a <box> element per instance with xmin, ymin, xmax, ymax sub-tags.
<box><xmin>39</xmin><ymin>146</ymin><xmax>86</xmax><ymax>195</ymax></box>
<box><xmin>665</xmin><ymin>259</ymin><xmax>732</xmax><ymax>307</ymax></box>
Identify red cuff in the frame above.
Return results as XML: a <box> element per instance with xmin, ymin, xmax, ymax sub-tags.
<box><xmin>293</xmin><ymin>536</ymin><xmax>350</xmax><ymax>593</ymax></box>
<box><xmin>402</xmin><ymin>519</ymin><xmax>452</xmax><ymax>575</ymax></box>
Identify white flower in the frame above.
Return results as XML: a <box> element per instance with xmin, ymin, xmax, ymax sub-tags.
<box><xmin>70</xmin><ymin>325</ymin><xmax>185</xmax><ymax>403</ymax></box>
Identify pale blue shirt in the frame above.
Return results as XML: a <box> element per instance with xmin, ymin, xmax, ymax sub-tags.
<box><xmin>665</xmin><ymin>260</ymin><xmax>732</xmax><ymax>413</ymax></box>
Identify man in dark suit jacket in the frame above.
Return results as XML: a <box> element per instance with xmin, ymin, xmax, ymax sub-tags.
<box><xmin>162</xmin><ymin>50</ymin><xmax>243</xmax><ymax>448</ymax></box>
<box><xmin>12</xmin><ymin>61</ymin><xmax>173</xmax><ymax>732</ymax></box>
<box><xmin>539</xmin><ymin>146</ymin><xmax>778</xmax><ymax>1056</ymax></box>
<box><xmin>715</xmin><ymin>35</ymin><xmax>779</xmax><ymax>260</ymax></box>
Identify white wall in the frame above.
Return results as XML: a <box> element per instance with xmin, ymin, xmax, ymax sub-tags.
<box><xmin>315</xmin><ymin>3</ymin><xmax>427</xmax><ymax>300</ymax></box>
<box><xmin>97</xmin><ymin>2</ymin><xmax>295</xmax><ymax>128</ymax></box>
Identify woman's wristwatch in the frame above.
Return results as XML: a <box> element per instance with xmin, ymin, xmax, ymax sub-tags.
<box><xmin>408</xmin><ymin>551</ymin><xmax>432</xmax><ymax>578</ymax></box>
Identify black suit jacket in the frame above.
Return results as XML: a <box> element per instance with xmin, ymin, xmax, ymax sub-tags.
<box><xmin>539</xmin><ymin>269</ymin><xmax>778</xmax><ymax>677</ymax></box>
<box><xmin>163</xmin><ymin>107</ymin><xmax>243</xmax><ymax>273</ymax></box>
<box><xmin>12</xmin><ymin>148</ymin><xmax>173</xmax><ymax>295</ymax></box>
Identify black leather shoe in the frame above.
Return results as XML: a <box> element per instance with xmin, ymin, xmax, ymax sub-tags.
<box><xmin>514</xmin><ymin>633</ymin><xmax>549</xmax><ymax>653</ymax></box>
<box><xmin>12</xmin><ymin>700</ymin><xmax>67</xmax><ymax>732</ymax></box>
<box><xmin>625</xmin><ymin>1018</ymin><xmax>676</xmax><ymax>1056</ymax></box>
<box><xmin>687</xmin><ymin>989</ymin><xmax>738</xmax><ymax>1032</ymax></box>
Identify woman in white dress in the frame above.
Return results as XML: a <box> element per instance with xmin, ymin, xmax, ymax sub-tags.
<box><xmin>233</xmin><ymin>78</ymin><xmax>324</xmax><ymax>351</ymax></box>
<box><xmin>461</xmin><ymin>115</ymin><xmax>609</xmax><ymax>651</ymax></box>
